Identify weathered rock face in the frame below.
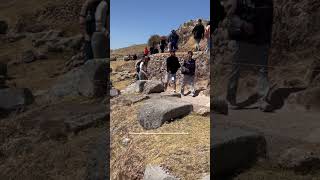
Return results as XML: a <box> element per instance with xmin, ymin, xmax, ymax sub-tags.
<box><xmin>138</xmin><ymin>99</ymin><xmax>193</xmax><ymax>130</ymax></box>
<box><xmin>212</xmin><ymin>0</ymin><xmax>320</xmax><ymax>100</ymax></box>
<box><xmin>143</xmin><ymin>165</ymin><xmax>179</xmax><ymax>180</ymax></box>
<box><xmin>0</xmin><ymin>88</ymin><xmax>34</xmax><ymax>111</ymax></box>
<box><xmin>148</xmin><ymin>52</ymin><xmax>209</xmax><ymax>83</ymax></box>
<box><xmin>49</xmin><ymin>59</ymin><xmax>108</xmax><ymax>99</ymax></box>
<box><xmin>122</xmin><ymin>80</ymin><xmax>164</xmax><ymax>95</ymax></box>
<box><xmin>143</xmin><ymin>80</ymin><xmax>164</xmax><ymax>94</ymax></box>
<box><xmin>211</xmin><ymin>127</ymin><xmax>267</xmax><ymax>177</ymax></box>
<box><xmin>278</xmin><ymin>147</ymin><xmax>320</xmax><ymax>174</ymax></box>
<box><xmin>30</xmin><ymin>30</ymin><xmax>82</xmax><ymax>52</ymax></box>
<box><xmin>0</xmin><ymin>21</ymin><xmax>8</xmax><ymax>34</ymax></box>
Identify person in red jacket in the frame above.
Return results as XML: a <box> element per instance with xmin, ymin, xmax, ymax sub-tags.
<box><xmin>144</xmin><ymin>47</ymin><xmax>149</xmax><ymax>56</ymax></box>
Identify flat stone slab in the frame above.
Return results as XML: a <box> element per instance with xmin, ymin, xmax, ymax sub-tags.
<box><xmin>122</xmin><ymin>80</ymin><xmax>164</xmax><ymax>95</ymax></box>
<box><xmin>211</xmin><ymin>127</ymin><xmax>267</xmax><ymax>176</ymax></box>
<box><xmin>143</xmin><ymin>165</ymin><xmax>178</xmax><ymax>180</ymax></box>
<box><xmin>138</xmin><ymin>99</ymin><xmax>193</xmax><ymax>130</ymax></box>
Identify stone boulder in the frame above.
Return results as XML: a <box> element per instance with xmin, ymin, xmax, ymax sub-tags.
<box><xmin>0</xmin><ymin>21</ymin><xmax>8</xmax><ymax>34</ymax></box>
<box><xmin>0</xmin><ymin>88</ymin><xmax>34</xmax><ymax>110</ymax></box>
<box><xmin>143</xmin><ymin>80</ymin><xmax>164</xmax><ymax>94</ymax></box>
<box><xmin>138</xmin><ymin>99</ymin><xmax>193</xmax><ymax>130</ymax></box>
<box><xmin>110</xmin><ymin>88</ymin><xmax>120</xmax><ymax>98</ymax></box>
<box><xmin>49</xmin><ymin>59</ymin><xmax>108</xmax><ymax>98</ymax></box>
<box><xmin>278</xmin><ymin>147</ymin><xmax>320</xmax><ymax>174</ymax></box>
<box><xmin>122</xmin><ymin>80</ymin><xmax>164</xmax><ymax>95</ymax></box>
<box><xmin>111</xmin><ymin>94</ymin><xmax>150</xmax><ymax>107</ymax></box>
<box><xmin>211</xmin><ymin>127</ymin><xmax>266</xmax><ymax>177</ymax></box>
<box><xmin>143</xmin><ymin>165</ymin><xmax>178</xmax><ymax>180</ymax></box>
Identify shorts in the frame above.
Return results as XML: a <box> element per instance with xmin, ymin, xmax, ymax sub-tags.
<box><xmin>166</xmin><ymin>72</ymin><xmax>177</xmax><ymax>83</ymax></box>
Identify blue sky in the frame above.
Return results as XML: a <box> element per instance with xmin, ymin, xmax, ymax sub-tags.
<box><xmin>110</xmin><ymin>0</ymin><xmax>210</xmax><ymax>49</ymax></box>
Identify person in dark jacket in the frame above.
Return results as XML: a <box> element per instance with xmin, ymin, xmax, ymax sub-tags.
<box><xmin>192</xmin><ymin>19</ymin><xmax>205</xmax><ymax>51</ymax></box>
<box><xmin>164</xmin><ymin>49</ymin><xmax>181</xmax><ymax>93</ymax></box>
<box><xmin>160</xmin><ymin>37</ymin><xmax>167</xmax><ymax>53</ymax></box>
<box><xmin>222</xmin><ymin>0</ymin><xmax>274</xmax><ymax>111</ymax></box>
<box><xmin>180</xmin><ymin>51</ymin><xmax>196</xmax><ymax>97</ymax></box>
<box><xmin>168</xmin><ymin>30</ymin><xmax>179</xmax><ymax>51</ymax></box>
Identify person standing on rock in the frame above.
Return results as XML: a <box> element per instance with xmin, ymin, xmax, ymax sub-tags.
<box><xmin>79</xmin><ymin>0</ymin><xmax>103</xmax><ymax>61</ymax></box>
<box><xmin>160</xmin><ymin>36</ymin><xmax>167</xmax><ymax>53</ymax></box>
<box><xmin>168</xmin><ymin>30</ymin><xmax>179</xmax><ymax>51</ymax></box>
<box><xmin>221</xmin><ymin>0</ymin><xmax>274</xmax><ymax>111</ymax></box>
<box><xmin>164</xmin><ymin>49</ymin><xmax>181</xmax><ymax>93</ymax></box>
<box><xmin>192</xmin><ymin>19</ymin><xmax>205</xmax><ymax>51</ymax></box>
<box><xmin>91</xmin><ymin>0</ymin><xmax>109</xmax><ymax>58</ymax></box>
<box><xmin>180</xmin><ymin>51</ymin><xmax>196</xmax><ymax>97</ymax></box>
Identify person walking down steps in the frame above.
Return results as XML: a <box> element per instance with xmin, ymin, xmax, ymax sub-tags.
<box><xmin>168</xmin><ymin>30</ymin><xmax>179</xmax><ymax>51</ymax></box>
<box><xmin>180</xmin><ymin>51</ymin><xmax>196</xmax><ymax>97</ymax></box>
<box><xmin>192</xmin><ymin>19</ymin><xmax>205</xmax><ymax>51</ymax></box>
<box><xmin>164</xmin><ymin>50</ymin><xmax>181</xmax><ymax>93</ymax></box>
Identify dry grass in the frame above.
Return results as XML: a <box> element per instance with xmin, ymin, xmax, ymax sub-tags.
<box><xmin>111</xmin><ymin>102</ymin><xmax>210</xmax><ymax>180</ymax></box>
<box><xmin>112</xmin><ymin>79</ymin><xmax>133</xmax><ymax>90</ymax></box>
<box><xmin>0</xmin><ymin>126</ymin><xmax>104</xmax><ymax>180</ymax></box>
